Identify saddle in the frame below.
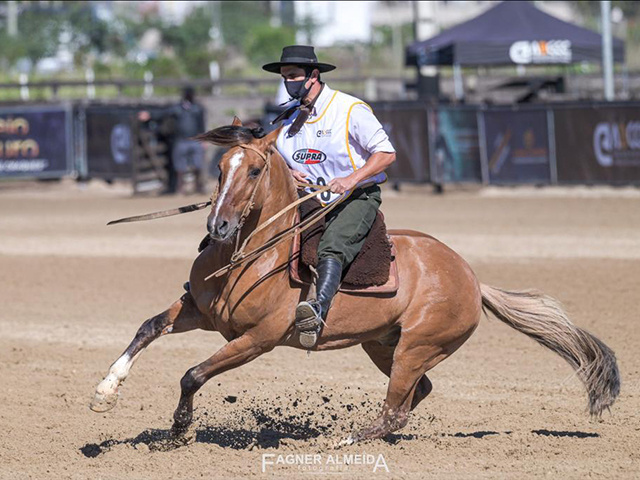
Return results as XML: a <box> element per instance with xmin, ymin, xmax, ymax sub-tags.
<box><xmin>197</xmin><ymin>197</ymin><xmax>399</xmax><ymax>295</ymax></box>
<box><xmin>289</xmin><ymin>196</ymin><xmax>399</xmax><ymax>294</ymax></box>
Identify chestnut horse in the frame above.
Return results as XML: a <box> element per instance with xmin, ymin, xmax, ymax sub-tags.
<box><xmin>91</xmin><ymin>119</ymin><xmax>620</xmax><ymax>444</ymax></box>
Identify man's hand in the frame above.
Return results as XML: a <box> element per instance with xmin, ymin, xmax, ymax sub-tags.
<box><xmin>328</xmin><ymin>175</ymin><xmax>358</xmax><ymax>194</ymax></box>
<box><xmin>290</xmin><ymin>170</ymin><xmax>309</xmax><ymax>188</ymax></box>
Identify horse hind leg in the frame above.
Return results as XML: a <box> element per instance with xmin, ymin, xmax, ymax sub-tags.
<box><xmin>361</xmin><ymin>340</ymin><xmax>433</xmax><ymax>412</ymax></box>
<box><xmin>348</xmin><ymin>309</ymin><xmax>478</xmax><ymax>445</ymax></box>
<box><xmin>342</xmin><ymin>338</ymin><xmax>443</xmax><ymax>445</ymax></box>
<box><xmin>90</xmin><ymin>293</ymin><xmax>204</xmax><ymax>413</ymax></box>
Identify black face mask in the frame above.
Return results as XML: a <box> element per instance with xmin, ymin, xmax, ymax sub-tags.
<box><xmin>285</xmin><ymin>71</ymin><xmax>313</xmax><ymax>100</ymax></box>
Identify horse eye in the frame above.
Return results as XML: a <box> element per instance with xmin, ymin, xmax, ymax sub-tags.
<box><xmin>249</xmin><ymin>168</ymin><xmax>261</xmax><ymax>178</ymax></box>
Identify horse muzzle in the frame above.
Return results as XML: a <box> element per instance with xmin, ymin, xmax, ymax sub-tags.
<box><xmin>208</xmin><ymin>217</ymin><xmax>238</xmax><ymax>242</ymax></box>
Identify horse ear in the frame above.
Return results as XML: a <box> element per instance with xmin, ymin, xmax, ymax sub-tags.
<box><xmin>260</xmin><ymin>125</ymin><xmax>283</xmax><ymax>147</ymax></box>
<box><xmin>231</xmin><ymin>116</ymin><xmax>243</xmax><ymax>126</ymax></box>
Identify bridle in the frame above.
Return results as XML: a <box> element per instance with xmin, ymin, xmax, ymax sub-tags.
<box><xmin>204</xmin><ymin>143</ymin><xmax>346</xmax><ymax>280</ymax></box>
<box><xmin>222</xmin><ymin>143</ymin><xmax>273</xmax><ymax>255</ymax></box>
<box><xmin>106</xmin><ymin>141</ymin><xmax>347</xmax><ymax>280</ymax></box>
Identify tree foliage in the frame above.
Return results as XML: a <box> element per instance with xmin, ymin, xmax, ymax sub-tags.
<box><xmin>0</xmin><ymin>2</ymin><xmax>63</xmax><ymax>68</ymax></box>
<box><xmin>244</xmin><ymin>24</ymin><xmax>297</xmax><ymax>66</ymax></box>
<box><xmin>219</xmin><ymin>1</ymin><xmax>271</xmax><ymax>52</ymax></box>
<box><xmin>569</xmin><ymin>1</ymin><xmax>640</xmax><ymax>20</ymax></box>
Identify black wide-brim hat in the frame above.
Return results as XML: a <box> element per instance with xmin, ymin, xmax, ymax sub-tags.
<box><xmin>262</xmin><ymin>45</ymin><xmax>336</xmax><ymax>74</ymax></box>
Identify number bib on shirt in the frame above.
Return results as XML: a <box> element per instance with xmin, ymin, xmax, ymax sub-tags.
<box><xmin>276</xmin><ymin>89</ymin><xmax>386</xmax><ymax>204</ymax></box>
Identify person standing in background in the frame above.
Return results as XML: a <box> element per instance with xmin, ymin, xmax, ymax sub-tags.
<box><xmin>139</xmin><ymin>86</ymin><xmax>207</xmax><ymax>194</ymax></box>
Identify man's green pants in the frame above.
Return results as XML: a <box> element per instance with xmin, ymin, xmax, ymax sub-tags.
<box><xmin>318</xmin><ymin>184</ymin><xmax>382</xmax><ymax>270</ymax></box>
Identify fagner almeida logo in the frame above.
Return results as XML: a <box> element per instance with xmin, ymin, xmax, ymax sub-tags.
<box><xmin>262</xmin><ymin>452</ymin><xmax>389</xmax><ymax>473</ymax></box>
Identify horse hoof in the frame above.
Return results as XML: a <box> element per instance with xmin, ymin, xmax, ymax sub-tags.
<box><xmin>89</xmin><ymin>392</ymin><xmax>118</xmax><ymax>413</ymax></box>
<box><xmin>171</xmin><ymin>421</ymin><xmax>190</xmax><ymax>435</ymax></box>
<box><xmin>150</xmin><ymin>428</ymin><xmax>194</xmax><ymax>452</ymax></box>
<box><xmin>170</xmin><ymin>422</ymin><xmax>195</xmax><ymax>445</ymax></box>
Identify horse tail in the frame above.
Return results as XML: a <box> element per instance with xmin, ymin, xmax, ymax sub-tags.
<box><xmin>480</xmin><ymin>283</ymin><xmax>620</xmax><ymax>416</ymax></box>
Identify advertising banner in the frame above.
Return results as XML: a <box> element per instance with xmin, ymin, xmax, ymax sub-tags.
<box><xmin>554</xmin><ymin>106</ymin><xmax>640</xmax><ymax>184</ymax></box>
<box><xmin>0</xmin><ymin>105</ymin><xmax>72</xmax><ymax>178</ymax></box>
<box><xmin>482</xmin><ymin>109</ymin><xmax>551</xmax><ymax>184</ymax></box>
<box><xmin>429</xmin><ymin>107</ymin><xmax>481</xmax><ymax>183</ymax></box>
<box><xmin>85</xmin><ymin>106</ymin><xmax>137</xmax><ymax>179</ymax></box>
<box><xmin>371</xmin><ymin>102</ymin><xmax>430</xmax><ymax>182</ymax></box>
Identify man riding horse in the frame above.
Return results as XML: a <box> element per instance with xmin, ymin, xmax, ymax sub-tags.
<box><xmin>90</xmin><ymin>47</ymin><xmax>619</xmax><ymax>446</ymax></box>
<box><xmin>263</xmin><ymin>45</ymin><xmax>396</xmax><ymax>347</ymax></box>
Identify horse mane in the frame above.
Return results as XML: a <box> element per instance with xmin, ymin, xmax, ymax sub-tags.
<box><xmin>193</xmin><ymin>125</ymin><xmax>266</xmax><ymax>147</ymax></box>
<box><xmin>195</xmin><ymin>123</ymin><xmax>296</xmax><ymax>200</ymax></box>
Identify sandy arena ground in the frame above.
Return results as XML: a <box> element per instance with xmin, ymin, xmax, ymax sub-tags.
<box><xmin>0</xmin><ymin>181</ymin><xmax>638</xmax><ymax>479</ymax></box>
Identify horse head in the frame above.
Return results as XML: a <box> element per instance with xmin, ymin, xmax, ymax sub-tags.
<box><xmin>195</xmin><ymin>117</ymin><xmax>290</xmax><ymax>242</ymax></box>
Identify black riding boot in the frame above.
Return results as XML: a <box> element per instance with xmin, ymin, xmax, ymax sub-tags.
<box><xmin>296</xmin><ymin>257</ymin><xmax>342</xmax><ymax>347</ymax></box>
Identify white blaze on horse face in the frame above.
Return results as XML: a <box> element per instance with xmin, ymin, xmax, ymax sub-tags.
<box><xmin>212</xmin><ymin>150</ymin><xmax>244</xmax><ymax>226</ymax></box>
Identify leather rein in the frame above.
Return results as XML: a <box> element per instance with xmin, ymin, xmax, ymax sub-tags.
<box><xmin>204</xmin><ymin>143</ymin><xmax>346</xmax><ymax>280</ymax></box>
<box><xmin>106</xmin><ymin>142</ymin><xmax>347</xmax><ymax>280</ymax></box>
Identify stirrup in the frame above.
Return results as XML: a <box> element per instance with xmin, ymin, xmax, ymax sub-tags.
<box><xmin>299</xmin><ymin>329</ymin><xmax>319</xmax><ymax>349</ymax></box>
<box><xmin>295</xmin><ymin>301</ymin><xmax>322</xmax><ymax>330</ymax></box>
<box><xmin>295</xmin><ymin>301</ymin><xmax>322</xmax><ymax>348</ymax></box>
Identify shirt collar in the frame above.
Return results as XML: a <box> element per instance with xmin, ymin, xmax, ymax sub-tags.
<box><xmin>306</xmin><ymin>84</ymin><xmax>333</xmax><ymax>118</ymax></box>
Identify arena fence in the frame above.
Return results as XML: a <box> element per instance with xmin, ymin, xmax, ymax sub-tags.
<box><xmin>0</xmin><ymin>102</ymin><xmax>188</xmax><ymax>194</ymax></box>
<box><xmin>0</xmin><ymin>103</ymin><xmax>73</xmax><ymax>179</ymax></box>
<box><xmin>78</xmin><ymin>104</ymin><xmax>174</xmax><ymax>192</ymax></box>
<box><xmin>372</xmin><ymin>100</ymin><xmax>640</xmax><ymax>186</ymax></box>
<box><xmin>1</xmin><ymin>101</ymin><xmax>640</xmax><ymax>186</ymax></box>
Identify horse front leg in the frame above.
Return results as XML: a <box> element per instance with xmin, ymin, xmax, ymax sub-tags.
<box><xmin>90</xmin><ymin>293</ymin><xmax>204</xmax><ymax>413</ymax></box>
<box><xmin>171</xmin><ymin>332</ymin><xmax>275</xmax><ymax>434</ymax></box>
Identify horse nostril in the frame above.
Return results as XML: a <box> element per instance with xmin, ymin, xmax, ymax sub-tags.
<box><xmin>217</xmin><ymin>220</ymin><xmax>229</xmax><ymax>236</ymax></box>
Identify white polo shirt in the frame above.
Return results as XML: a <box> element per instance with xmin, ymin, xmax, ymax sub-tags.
<box><xmin>276</xmin><ymin>85</ymin><xmax>395</xmax><ymax>204</ymax></box>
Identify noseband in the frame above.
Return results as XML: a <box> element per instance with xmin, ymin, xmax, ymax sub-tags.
<box><xmin>229</xmin><ymin>143</ymin><xmax>272</xmax><ymax>243</ymax></box>
<box><xmin>206</xmin><ymin>143</ymin><xmax>346</xmax><ymax>280</ymax></box>
<box><xmin>106</xmin><ymin>141</ymin><xmax>345</xmax><ymax>280</ymax></box>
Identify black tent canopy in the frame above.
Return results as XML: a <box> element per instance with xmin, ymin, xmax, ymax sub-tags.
<box><xmin>406</xmin><ymin>1</ymin><xmax>625</xmax><ymax>67</ymax></box>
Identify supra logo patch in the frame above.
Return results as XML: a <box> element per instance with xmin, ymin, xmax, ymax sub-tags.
<box><xmin>292</xmin><ymin>148</ymin><xmax>327</xmax><ymax>164</ymax></box>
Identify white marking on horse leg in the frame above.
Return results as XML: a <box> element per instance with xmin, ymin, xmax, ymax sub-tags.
<box><xmin>211</xmin><ymin>150</ymin><xmax>244</xmax><ymax>226</ymax></box>
<box><xmin>95</xmin><ymin>350</ymin><xmax>142</xmax><ymax>397</ymax></box>
<box><xmin>91</xmin><ymin>349</ymin><xmax>147</xmax><ymax>412</ymax></box>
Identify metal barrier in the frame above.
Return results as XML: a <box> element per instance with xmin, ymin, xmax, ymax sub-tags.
<box><xmin>552</xmin><ymin>103</ymin><xmax>640</xmax><ymax>184</ymax></box>
<box><xmin>428</xmin><ymin>105</ymin><xmax>482</xmax><ymax>184</ymax></box>
<box><xmin>370</xmin><ymin>101</ymin><xmax>431</xmax><ymax>183</ymax></box>
<box><xmin>372</xmin><ymin>100</ymin><xmax>640</xmax><ymax>186</ymax></box>
<box><xmin>2</xmin><ymin>100</ymin><xmax>640</xmax><ymax>186</ymax></box>
<box><xmin>0</xmin><ymin>76</ymin><xmax>408</xmax><ymax>102</ymax></box>
<box><xmin>0</xmin><ymin>102</ymin><xmax>177</xmax><ymax>194</ymax></box>
<box><xmin>0</xmin><ymin>104</ymin><xmax>73</xmax><ymax>179</ymax></box>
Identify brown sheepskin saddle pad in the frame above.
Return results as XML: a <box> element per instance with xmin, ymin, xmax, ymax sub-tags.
<box><xmin>289</xmin><ymin>195</ymin><xmax>399</xmax><ymax>294</ymax></box>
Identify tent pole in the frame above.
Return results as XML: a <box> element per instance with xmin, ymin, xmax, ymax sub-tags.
<box><xmin>453</xmin><ymin>63</ymin><xmax>464</xmax><ymax>101</ymax></box>
<box><xmin>601</xmin><ymin>0</ymin><xmax>614</xmax><ymax>101</ymax></box>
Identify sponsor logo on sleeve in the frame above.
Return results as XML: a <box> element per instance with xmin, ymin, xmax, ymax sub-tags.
<box><xmin>292</xmin><ymin>148</ymin><xmax>327</xmax><ymax>164</ymax></box>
